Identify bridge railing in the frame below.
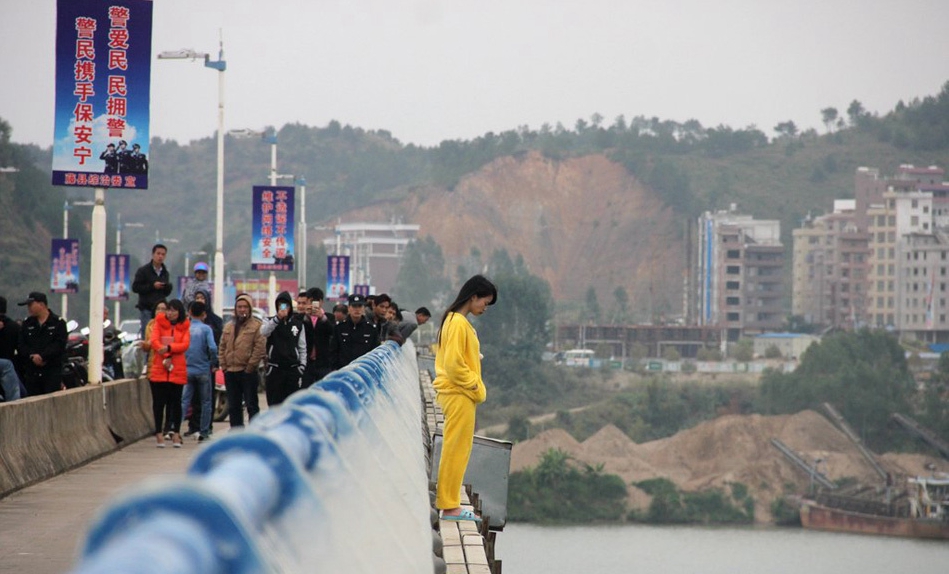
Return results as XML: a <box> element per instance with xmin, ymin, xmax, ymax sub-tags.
<box><xmin>70</xmin><ymin>340</ymin><xmax>434</xmax><ymax>574</ymax></box>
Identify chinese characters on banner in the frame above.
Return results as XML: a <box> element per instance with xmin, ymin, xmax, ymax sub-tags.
<box><xmin>51</xmin><ymin>239</ymin><xmax>80</xmax><ymax>294</ymax></box>
<box><xmin>251</xmin><ymin>186</ymin><xmax>296</xmax><ymax>271</ymax></box>
<box><xmin>51</xmin><ymin>0</ymin><xmax>153</xmax><ymax>189</ymax></box>
<box><xmin>326</xmin><ymin>255</ymin><xmax>351</xmax><ymax>301</ymax></box>
<box><xmin>105</xmin><ymin>254</ymin><xmax>130</xmax><ymax>300</ymax></box>
<box><xmin>353</xmin><ymin>284</ymin><xmax>370</xmax><ymax>297</ymax></box>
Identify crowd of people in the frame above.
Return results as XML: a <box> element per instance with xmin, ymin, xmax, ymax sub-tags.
<box><xmin>125</xmin><ymin>243</ymin><xmax>435</xmax><ymax>448</ymax></box>
<box><xmin>3</xmin><ymin>240</ymin><xmax>499</xmax><ymax>526</ymax></box>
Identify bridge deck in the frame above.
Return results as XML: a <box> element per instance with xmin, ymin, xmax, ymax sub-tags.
<box><xmin>0</xmin><ymin>431</ymin><xmax>196</xmax><ymax>573</ymax></box>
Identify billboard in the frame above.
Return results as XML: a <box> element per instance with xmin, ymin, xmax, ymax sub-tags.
<box><xmin>51</xmin><ymin>239</ymin><xmax>80</xmax><ymax>294</ymax></box>
<box><xmin>326</xmin><ymin>255</ymin><xmax>351</xmax><ymax>301</ymax></box>
<box><xmin>52</xmin><ymin>0</ymin><xmax>153</xmax><ymax>189</ymax></box>
<box><xmin>251</xmin><ymin>186</ymin><xmax>295</xmax><ymax>271</ymax></box>
<box><xmin>105</xmin><ymin>254</ymin><xmax>130</xmax><ymax>300</ymax></box>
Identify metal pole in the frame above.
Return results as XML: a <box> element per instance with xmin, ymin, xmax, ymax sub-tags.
<box><xmin>213</xmin><ymin>43</ymin><xmax>226</xmax><ymax>311</ymax></box>
<box><xmin>114</xmin><ymin>213</ymin><xmax>121</xmax><ymax>325</ymax></box>
<box><xmin>88</xmin><ymin>188</ymin><xmax>107</xmax><ymax>385</ymax></box>
<box><xmin>266</xmin><ymin>136</ymin><xmax>278</xmax><ymax>311</ymax></box>
<box><xmin>299</xmin><ymin>178</ymin><xmax>306</xmax><ymax>289</ymax></box>
<box><xmin>62</xmin><ymin>200</ymin><xmax>69</xmax><ymax>320</ymax></box>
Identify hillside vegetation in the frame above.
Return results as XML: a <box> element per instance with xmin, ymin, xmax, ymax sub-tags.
<box><xmin>4</xmin><ymin>82</ymin><xmax>949</xmax><ymax>316</ymax></box>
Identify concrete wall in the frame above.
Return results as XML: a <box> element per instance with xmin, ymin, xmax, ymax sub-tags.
<box><xmin>0</xmin><ymin>378</ymin><xmax>153</xmax><ymax>498</ymax></box>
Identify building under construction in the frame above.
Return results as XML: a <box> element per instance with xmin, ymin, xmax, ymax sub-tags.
<box><xmin>555</xmin><ymin>323</ymin><xmax>721</xmax><ymax>359</ymax></box>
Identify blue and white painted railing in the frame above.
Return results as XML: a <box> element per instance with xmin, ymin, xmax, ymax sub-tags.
<box><xmin>70</xmin><ymin>340</ymin><xmax>434</xmax><ymax>574</ymax></box>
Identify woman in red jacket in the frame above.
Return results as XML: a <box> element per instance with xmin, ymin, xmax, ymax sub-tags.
<box><xmin>149</xmin><ymin>298</ymin><xmax>190</xmax><ymax>447</ymax></box>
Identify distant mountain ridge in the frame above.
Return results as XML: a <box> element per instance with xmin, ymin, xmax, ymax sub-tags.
<box><xmin>4</xmin><ymin>82</ymin><xmax>949</xmax><ymax>318</ymax></box>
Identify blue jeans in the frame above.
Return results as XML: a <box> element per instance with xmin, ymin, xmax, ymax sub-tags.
<box><xmin>182</xmin><ymin>373</ymin><xmax>212</xmax><ymax>436</ymax></box>
<box><xmin>0</xmin><ymin>359</ymin><xmax>21</xmax><ymax>402</ymax></box>
<box><xmin>139</xmin><ymin>308</ymin><xmax>153</xmax><ymax>340</ymax></box>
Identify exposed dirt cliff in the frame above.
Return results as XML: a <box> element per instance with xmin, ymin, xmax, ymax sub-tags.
<box><xmin>331</xmin><ymin>151</ymin><xmax>686</xmax><ymax>310</ymax></box>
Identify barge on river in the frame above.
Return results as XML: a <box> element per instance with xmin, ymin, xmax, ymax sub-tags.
<box><xmin>800</xmin><ymin>476</ymin><xmax>949</xmax><ymax>540</ymax></box>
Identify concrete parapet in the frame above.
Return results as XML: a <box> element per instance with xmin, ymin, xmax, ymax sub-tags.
<box><xmin>0</xmin><ymin>378</ymin><xmax>153</xmax><ymax>498</ymax></box>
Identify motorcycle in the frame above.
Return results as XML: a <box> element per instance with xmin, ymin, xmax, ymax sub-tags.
<box><xmin>62</xmin><ymin>320</ymin><xmax>127</xmax><ymax>388</ymax></box>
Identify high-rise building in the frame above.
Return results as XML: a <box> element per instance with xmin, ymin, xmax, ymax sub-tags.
<box><xmin>697</xmin><ymin>208</ymin><xmax>783</xmax><ymax>342</ymax></box>
<box><xmin>792</xmin><ymin>201</ymin><xmax>870</xmax><ymax>328</ymax></box>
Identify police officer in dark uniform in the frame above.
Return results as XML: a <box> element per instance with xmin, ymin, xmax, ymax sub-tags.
<box><xmin>329</xmin><ymin>293</ymin><xmax>379</xmax><ymax>369</ymax></box>
<box><xmin>100</xmin><ymin>143</ymin><xmax>118</xmax><ymax>173</ymax></box>
<box><xmin>16</xmin><ymin>292</ymin><xmax>67</xmax><ymax>396</ymax></box>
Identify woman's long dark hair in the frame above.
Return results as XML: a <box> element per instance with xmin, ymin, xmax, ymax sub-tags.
<box><xmin>166</xmin><ymin>299</ymin><xmax>187</xmax><ymax>325</ymax></box>
<box><xmin>437</xmin><ymin>274</ymin><xmax>498</xmax><ymax>343</ymax></box>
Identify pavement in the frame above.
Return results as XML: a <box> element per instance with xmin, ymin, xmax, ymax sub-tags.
<box><xmin>0</xmin><ymin>421</ymin><xmax>242</xmax><ymax>574</ymax></box>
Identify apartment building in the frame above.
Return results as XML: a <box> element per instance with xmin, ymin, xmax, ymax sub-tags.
<box><xmin>792</xmin><ymin>201</ymin><xmax>870</xmax><ymax>328</ymax></box>
<box><xmin>697</xmin><ymin>209</ymin><xmax>783</xmax><ymax>342</ymax></box>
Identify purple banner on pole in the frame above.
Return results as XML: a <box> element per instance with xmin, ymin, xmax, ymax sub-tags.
<box><xmin>51</xmin><ymin>0</ymin><xmax>153</xmax><ymax>189</ymax></box>
<box><xmin>105</xmin><ymin>254</ymin><xmax>130</xmax><ymax>300</ymax></box>
<box><xmin>251</xmin><ymin>186</ymin><xmax>295</xmax><ymax>271</ymax></box>
<box><xmin>326</xmin><ymin>255</ymin><xmax>351</xmax><ymax>301</ymax></box>
<box><xmin>51</xmin><ymin>239</ymin><xmax>80</xmax><ymax>294</ymax></box>
<box><xmin>353</xmin><ymin>284</ymin><xmax>370</xmax><ymax>297</ymax></box>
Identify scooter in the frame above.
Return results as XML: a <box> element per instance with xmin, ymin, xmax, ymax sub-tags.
<box><xmin>62</xmin><ymin>320</ymin><xmax>125</xmax><ymax>387</ymax></box>
<box><xmin>212</xmin><ymin>368</ymin><xmax>228</xmax><ymax>422</ymax></box>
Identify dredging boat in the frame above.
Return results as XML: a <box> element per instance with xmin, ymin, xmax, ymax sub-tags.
<box><xmin>800</xmin><ymin>476</ymin><xmax>949</xmax><ymax>540</ymax></box>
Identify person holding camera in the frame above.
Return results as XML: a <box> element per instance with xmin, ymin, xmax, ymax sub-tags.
<box><xmin>259</xmin><ymin>291</ymin><xmax>307</xmax><ymax>407</ymax></box>
<box><xmin>132</xmin><ymin>243</ymin><xmax>173</xmax><ymax>340</ymax></box>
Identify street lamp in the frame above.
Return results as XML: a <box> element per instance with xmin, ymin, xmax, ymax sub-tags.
<box><xmin>115</xmin><ymin>212</ymin><xmax>145</xmax><ymax>324</ymax></box>
<box><xmin>62</xmin><ymin>198</ymin><xmax>95</xmax><ymax>320</ymax></box>
<box><xmin>158</xmin><ymin>36</ymin><xmax>227</xmax><ymax>310</ymax></box>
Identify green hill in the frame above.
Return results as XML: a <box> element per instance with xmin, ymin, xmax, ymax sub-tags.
<box><xmin>3</xmin><ymin>81</ymin><xmax>949</xmax><ymax>318</ymax></box>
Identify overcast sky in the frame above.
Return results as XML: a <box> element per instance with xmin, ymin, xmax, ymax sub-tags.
<box><xmin>3</xmin><ymin>0</ymin><xmax>949</xmax><ymax>149</ymax></box>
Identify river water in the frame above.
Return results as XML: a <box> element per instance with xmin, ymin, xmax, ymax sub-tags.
<box><xmin>494</xmin><ymin>523</ymin><xmax>949</xmax><ymax>573</ymax></box>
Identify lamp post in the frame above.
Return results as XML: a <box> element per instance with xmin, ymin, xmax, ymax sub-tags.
<box><xmin>62</xmin><ymin>198</ymin><xmax>95</xmax><ymax>320</ymax></box>
<box><xmin>231</xmin><ymin>127</ymin><xmax>279</xmax><ymax>311</ymax></box>
<box><xmin>115</xmin><ymin>213</ymin><xmax>145</xmax><ymax>325</ymax></box>
<box><xmin>158</xmin><ymin>36</ymin><xmax>227</xmax><ymax>311</ymax></box>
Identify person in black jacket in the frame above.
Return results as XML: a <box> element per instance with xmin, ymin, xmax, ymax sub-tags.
<box><xmin>132</xmin><ymin>244</ymin><xmax>172</xmax><ymax>339</ymax></box>
<box><xmin>17</xmin><ymin>292</ymin><xmax>67</xmax><ymax>396</ymax></box>
<box><xmin>260</xmin><ymin>291</ymin><xmax>307</xmax><ymax>406</ymax></box>
<box><xmin>329</xmin><ymin>293</ymin><xmax>379</xmax><ymax>369</ymax></box>
<box><xmin>302</xmin><ymin>287</ymin><xmax>335</xmax><ymax>387</ymax></box>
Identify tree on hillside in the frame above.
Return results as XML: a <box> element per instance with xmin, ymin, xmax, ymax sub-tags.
<box><xmin>774</xmin><ymin>121</ymin><xmax>799</xmax><ymax>139</ymax></box>
<box><xmin>611</xmin><ymin>286</ymin><xmax>630</xmax><ymax>325</ymax></box>
<box><xmin>820</xmin><ymin>107</ymin><xmax>838</xmax><ymax>133</ymax></box>
<box><xmin>475</xmin><ymin>249</ymin><xmax>552</xmax><ymax>362</ymax></box>
<box><xmin>757</xmin><ymin>329</ymin><xmax>915</xmax><ymax>450</ymax></box>
<box><xmin>847</xmin><ymin>100</ymin><xmax>867</xmax><ymax>126</ymax></box>
<box><xmin>393</xmin><ymin>235</ymin><xmax>451</xmax><ymax>311</ymax></box>
<box><xmin>585</xmin><ymin>286</ymin><xmax>601</xmax><ymax>323</ymax></box>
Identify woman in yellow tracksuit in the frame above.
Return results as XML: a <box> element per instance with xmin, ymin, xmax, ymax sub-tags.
<box><xmin>434</xmin><ymin>274</ymin><xmax>498</xmax><ymax>522</ymax></box>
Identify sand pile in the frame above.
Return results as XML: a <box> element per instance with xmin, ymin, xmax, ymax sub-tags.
<box><xmin>509</xmin><ymin>410</ymin><xmax>949</xmax><ymax>523</ymax></box>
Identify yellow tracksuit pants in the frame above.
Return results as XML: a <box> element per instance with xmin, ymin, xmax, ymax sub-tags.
<box><xmin>435</xmin><ymin>391</ymin><xmax>477</xmax><ymax>510</ymax></box>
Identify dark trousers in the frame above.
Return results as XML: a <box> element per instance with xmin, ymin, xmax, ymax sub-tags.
<box><xmin>265</xmin><ymin>367</ymin><xmax>300</xmax><ymax>407</ymax></box>
<box><xmin>301</xmin><ymin>363</ymin><xmax>332</xmax><ymax>389</ymax></box>
<box><xmin>150</xmin><ymin>381</ymin><xmax>183</xmax><ymax>435</ymax></box>
<box><xmin>224</xmin><ymin>370</ymin><xmax>259</xmax><ymax>427</ymax></box>
<box><xmin>24</xmin><ymin>369</ymin><xmax>62</xmax><ymax>396</ymax></box>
